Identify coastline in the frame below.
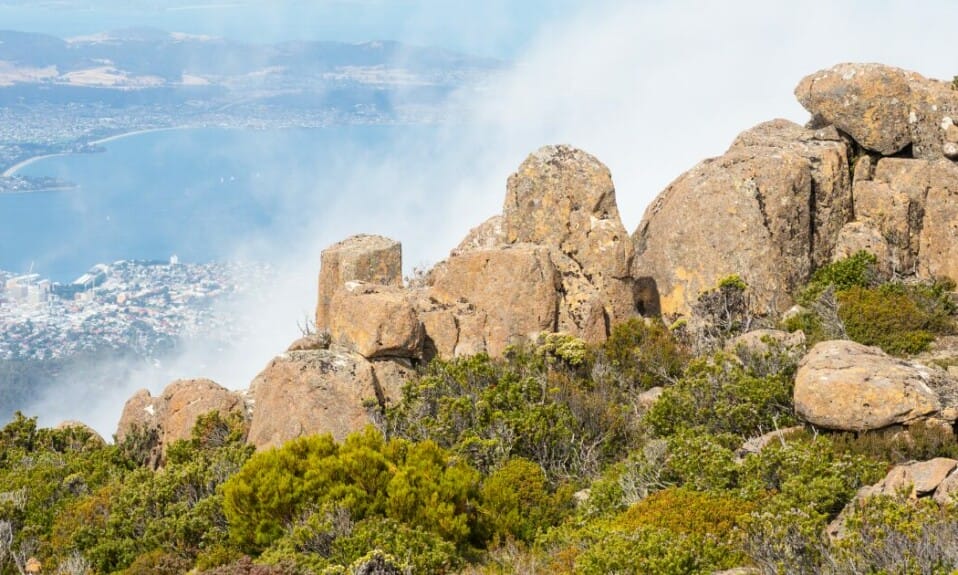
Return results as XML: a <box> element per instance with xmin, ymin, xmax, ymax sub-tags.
<box><xmin>2</xmin><ymin>126</ymin><xmax>189</xmax><ymax>177</ymax></box>
<box><xmin>2</xmin><ymin>153</ymin><xmax>70</xmax><ymax>177</ymax></box>
<box><xmin>87</xmin><ymin>126</ymin><xmax>186</xmax><ymax>146</ymax></box>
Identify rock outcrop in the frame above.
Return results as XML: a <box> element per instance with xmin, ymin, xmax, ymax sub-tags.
<box><xmin>115</xmin><ymin>378</ymin><xmax>247</xmax><ymax>463</ymax></box>
<box><xmin>109</xmin><ymin>63</ymin><xmax>958</xmax><ymax>454</ymax></box>
<box><xmin>796</xmin><ymin>63</ymin><xmax>958</xmax><ymax>160</ymax></box>
<box><xmin>316</xmin><ymin>234</ymin><xmax>403</xmax><ymax>331</ymax></box>
<box><xmin>793</xmin><ymin>340</ymin><xmax>957</xmax><ymax>431</ymax></box>
<box><xmin>328</xmin><ymin>282</ymin><xmax>424</xmax><ymax>359</ymax></box>
<box><xmin>832</xmin><ymin>158</ymin><xmax>958</xmax><ymax>277</ymax></box>
<box><xmin>633</xmin><ymin>120</ymin><xmax>852</xmax><ymax>317</ymax></box>
<box><xmin>246</xmin><ymin>348</ymin><xmax>382</xmax><ymax>448</ymax></box>
<box><xmin>829</xmin><ymin>457</ymin><xmax>958</xmax><ymax>538</ymax></box>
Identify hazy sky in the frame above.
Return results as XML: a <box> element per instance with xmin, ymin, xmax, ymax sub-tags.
<box><xmin>17</xmin><ymin>0</ymin><xmax>958</xmax><ymax>434</ymax></box>
<box><xmin>0</xmin><ymin>0</ymin><xmax>579</xmax><ymax>57</ymax></box>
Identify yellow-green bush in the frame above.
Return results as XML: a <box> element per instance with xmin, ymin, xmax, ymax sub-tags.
<box><xmin>619</xmin><ymin>487</ymin><xmax>754</xmax><ymax>549</ymax></box>
<box><xmin>478</xmin><ymin>458</ymin><xmax>574</xmax><ymax>543</ymax></box>
<box><xmin>838</xmin><ymin>283</ymin><xmax>954</xmax><ymax>355</ymax></box>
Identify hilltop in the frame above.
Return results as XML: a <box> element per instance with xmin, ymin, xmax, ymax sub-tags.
<box><xmin>5</xmin><ymin>63</ymin><xmax>958</xmax><ymax>574</ymax></box>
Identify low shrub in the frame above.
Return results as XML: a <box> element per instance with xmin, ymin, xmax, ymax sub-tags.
<box><xmin>645</xmin><ymin>353</ymin><xmax>796</xmax><ymax>439</ymax></box>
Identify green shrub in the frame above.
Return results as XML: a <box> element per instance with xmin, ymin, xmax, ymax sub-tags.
<box><xmin>223</xmin><ymin>427</ymin><xmax>482</xmax><ymax>564</ymax></box>
<box><xmin>738</xmin><ymin>435</ymin><xmax>884</xmax><ymax>518</ymax></box>
<box><xmin>665</xmin><ymin>430</ymin><xmax>740</xmax><ymax>492</ymax></box>
<box><xmin>479</xmin><ymin>458</ymin><xmax>574</xmax><ymax>543</ymax></box>
<box><xmin>838</xmin><ymin>283</ymin><xmax>955</xmax><ymax>355</ymax></box>
<box><xmin>692</xmin><ymin>275</ymin><xmax>759</xmax><ymax>347</ymax></box>
<box><xmin>827</xmin><ymin>420</ymin><xmax>958</xmax><ymax>464</ymax></box>
<box><xmin>386</xmin><ymin>352</ymin><xmax>638</xmax><ymax>480</ymax></box>
<box><xmin>596</xmin><ymin>319</ymin><xmax>690</xmax><ymax>391</ymax></box>
<box><xmin>799</xmin><ymin>250</ymin><xmax>878</xmax><ymax>305</ymax></box>
<box><xmin>645</xmin><ymin>354</ymin><xmax>795</xmax><ymax>439</ymax></box>
<box><xmin>827</xmin><ymin>495</ymin><xmax>958</xmax><ymax>574</ymax></box>
<box><xmin>619</xmin><ymin>487</ymin><xmax>754</xmax><ymax>546</ymax></box>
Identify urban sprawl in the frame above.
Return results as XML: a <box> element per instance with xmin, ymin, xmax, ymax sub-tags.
<box><xmin>0</xmin><ymin>258</ymin><xmax>270</xmax><ymax>360</ymax></box>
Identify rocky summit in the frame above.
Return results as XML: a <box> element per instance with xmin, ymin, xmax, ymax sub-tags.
<box><xmin>108</xmin><ymin>62</ymin><xmax>958</xmax><ymax>449</ymax></box>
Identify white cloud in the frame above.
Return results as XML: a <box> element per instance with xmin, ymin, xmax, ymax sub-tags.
<box><xmin>27</xmin><ymin>0</ymin><xmax>958</xmax><ymax>436</ymax></box>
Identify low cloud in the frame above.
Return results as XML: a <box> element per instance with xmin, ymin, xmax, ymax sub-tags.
<box><xmin>26</xmin><ymin>0</ymin><xmax>958</xmax><ymax>436</ymax></box>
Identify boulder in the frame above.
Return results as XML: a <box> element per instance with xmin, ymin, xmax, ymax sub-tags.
<box><xmin>794</xmin><ymin>340</ymin><xmax>948</xmax><ymax>431</ymax></box>
<box><xmin>371</xmin><ymin>358</ymin><xmax>416</xmax><ymax>407</ymax></box>
<box><xmin>316</xmin><ymin>234</ymin><xmax>402</xmax><ymax>330</ymax></box>
<box><xmin>328</xmin><ymin>282</ymin><xmax>423</xmax><ymax>359</ymax></box>
<box><xmin>795</xmin><ymin>63</ymin><xmax>913</xmax><ymax>155</ymax></box>
<box><xmin>429</xmin><ymin>244</ymin><xmax>560</xmax><ymax>357</ymax></box>
<box><xmin>905</xmin><ymin>74</ymin><xmax>958</xmax><ymax>161</ymax></box>
<box><xmin>55</xmin><ymin>421</ymin><xmax>106</xmax><ymax>447</ymax></box>
<box><xmin>833</xmin><ymin>158</ymin><xmax>958</xmax><ymax>279</ymax></box>
<box><xmin>829</xmin><ymin>459</ymin><xmax>958</xmax><ymax>538</ymax></box>
<box><xmin>881</xmin><ymin>458</ymin><xmax>958</xmax><ymax>498</ymax></box>
<box><xmin>450</xmin><ymin>215</ymin><xmax>504</xmax><ymax>257</ymax></box>
<box><xmin>933</xmin><ymin>466</ymin><xmax>958</xmax><ymax>504</ymax></box>
<box><xmin>796</xmin><ymin>63</ymin><xmax>958</xmax><ymax>161</ymax></box>
<box><xmin>116</xmin><ymin>378</ymin><xmax>247</xmax><ymax>462</ymax></box>
<box><xmin>633</xmin><ymin>120</ymin><xmax>852</xmax><ymax>317</ymax></box>
<box><xmin>247</xmin><ymin>348</ymin><xmax>381</xmax><ymax>448</ymax></box>
<box><xmin>725</xmin><ymin>329</ymin><xmax>806</xmax><ymax>356</ymax></box>
<box><xmin>504</xmin><ymin>145</ymin><xmax>641</xmax><ymax>332</ymax></box>
<box><xmin>287</xmin><ymin>333</ymin><xmax>331</xmax><ymax>352</ymax></box>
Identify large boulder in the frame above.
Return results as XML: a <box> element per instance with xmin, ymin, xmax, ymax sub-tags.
<box><xmin>316</xmin><ymin>234</ymin><xmax>403</xmax><ymax>330</ymax></box>
<box><xmin>328</xmin><ymin>282</ymin><xmax>423</xmax><ymax>359</ymax></box>
<box><xmin>795</xmin><ymin>63</ymin><xmax>913</xmax><ymax>155</ymax></box>
<box><xmin>504</xmin><ymin>145</ymin><xmax>641</xmax><ymax>330</ymax></box>
<box><xmin>794</xmin><ymin>340</ymin><xmax>952</xmax><ymax>431</ymax></box>
<box><xmin>429</xmin><ymin>244</ymin><xmax>560</xmax><ymax>357</ymax></box>
<box><xmin>796</xmin><ymin>63</ymin><xmax>958</xmax><ymax>160</ymax></box>
<box><xmin>247</xmin><ymin>348</ymin><xmax>381</xmax><ymax>448</ymax></box>
<box><xmin>116</xmin><ymin>378</ymin><xmax>247</xmax><ymax>463</ymax></box>
<box><xmin>633</xmin><ymin>120</ymin><xmax>852</xmax><ymax>317</ymax></box>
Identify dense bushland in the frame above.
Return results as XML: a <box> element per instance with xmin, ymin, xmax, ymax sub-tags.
<box><xmin>3</xmin><ymin>253</ymin><xmax>958</xmax><ymax>573</ymax></box>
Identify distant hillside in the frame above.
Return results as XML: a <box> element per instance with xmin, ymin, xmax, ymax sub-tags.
<box><xmin>0</xmin><ymin>27</ymin><xmax>500</xmax><ymax>103</ymax></box>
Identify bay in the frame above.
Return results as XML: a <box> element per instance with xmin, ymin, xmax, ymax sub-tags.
<box><xmin>0</xmin><ymin>125</ymin><xmax>429</xmax><ymax>282</ymax></box>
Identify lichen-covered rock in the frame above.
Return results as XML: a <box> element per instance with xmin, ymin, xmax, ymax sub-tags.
<box><xmin>328</xmin><ymin>282</ymin><xmax>423</xmax><ymax>359</ymax></box>
<box><xmin>725</xmin><ymin>329</ymin><xmax>806</xmax><ymax>356</ymax></box>
<box><xmin>116</xmin><ymin>378</ymin><xmax>247</xmax><ymax>461</ymax></box>
<box><xmin>450</xmin><ymin>215</ymin><xmax>504</xmax><ymax>257</ymax></box>
<box><xmin>429</xmin><ymin>244</ymin><xmax>559</xmax><ymax>357</ymax></box>
<box><xmin>795</xmin><ymin>63</ymin><xmax>913</xmax><ymax>155</ymax></box>
<box><xmin>881</xmin><ymin>458</ymin><xmax>958</xmax><ymax>498</ymax></box>
<box><xmin>505</xmin><ymin>145</ymin><xmax>640</xmax><ymax>332</ymax></box>
<box><xmin>794</xmin><ymin>340</ymin><xmax>946</xmax><ymax>431</ymax></box>
<box><xmin>247</xmin><ymin>348</ymin><xmax>380</xmax><ymax>448</ymax></box>
<box><xmin>796</xmin><ymin>63</ymin><xmax>958</xmax><ymax>161</ymax></box>
<box><xmin>633</xmin><ymin>120</ymin><xmax>851</xmax><ymax>317</ymax></box>
<box><xmin>835</xmin><ymin>158</ymin><xmax>958</xmax><ymax>279</ymax></box>
<box><xmin>316</xmin><ymin>234</ymin><xmax>402</xmax><ymax>330</ymax></box>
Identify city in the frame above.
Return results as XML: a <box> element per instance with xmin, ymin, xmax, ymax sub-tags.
<box><xmin>0</xmin><ymin>257</ymin><xmax>271</xmax><ymax>361</ymax></box>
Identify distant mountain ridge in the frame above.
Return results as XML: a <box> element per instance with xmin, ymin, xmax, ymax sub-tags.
<box><xmin>0</xmin><ymin>27</ymin><xmax>500</xmax><ymax>92</ymax></box>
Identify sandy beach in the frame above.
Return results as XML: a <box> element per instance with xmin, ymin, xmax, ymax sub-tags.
<box><xmin>3</xmin><ymin>126</ymin><xmax>187</xmax><ymax>177</ymax></box>
<box><xmin>2</xmin><ymin>153</ymin><xmax>70</xmax><ymax>177</ymax></box>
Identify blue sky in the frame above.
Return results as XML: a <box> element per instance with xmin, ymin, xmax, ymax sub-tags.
<box><xmin>0</xmin><ymin>0</ymin><xmax>581</xmax><ymax>57</ymax></box>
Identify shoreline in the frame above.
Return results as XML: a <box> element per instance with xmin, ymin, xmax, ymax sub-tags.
<box><xmin>87</xmin><ymin>126</ymin><xmax>186</xmax><ymax>146</ymax></box>
<box><xmin>2</xmin><ymin>126</ymin><xmax>189</xmax><ymax>177</ymax></box>
<box><xmin>2</xmin><ymin>153</ymin><xmax>70</xmax><ymax>177</ymax></box>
